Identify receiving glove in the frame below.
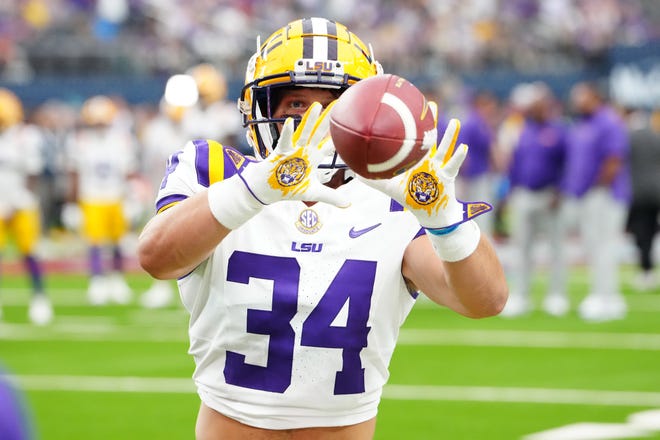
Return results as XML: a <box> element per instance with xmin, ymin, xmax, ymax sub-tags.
<box><xmin>360</xmin><ymin>116</ymin><xmax>492</xmax><ymax>261</ymax></box>
<box><xmin>208</xmin><ymin>101</ymin><xmax>349</xmax><ymax>229</ymax></box>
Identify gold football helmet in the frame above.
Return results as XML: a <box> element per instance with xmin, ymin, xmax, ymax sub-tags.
<box><xmin>0</xmin><ymin>88</ymin><xmax>24</xmax><ymax>129</ymax></box>
<box><xmin>80</xmin><ymin>95</ymin><xmax>119</xmax><ymax>127</ymax></box>
<box><xmin>188</xmin><ymin>63</ymin><xmax>227</xmax><ymax>105</ymax></box>
<box><xmin>239</xmin><ymin>17</ymin><xmax>382</xmax><ymax>161</ymax></box>
<box><xmin>160</xmin><ymin>99</ymin><xmax>188</xmax><ymax>123</ymax></box>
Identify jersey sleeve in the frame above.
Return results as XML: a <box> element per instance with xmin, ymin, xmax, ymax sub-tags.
<box><xmin>155</xmin><ymin>139</ymin><xmax>250</xmax><ymax>213</ymax></box>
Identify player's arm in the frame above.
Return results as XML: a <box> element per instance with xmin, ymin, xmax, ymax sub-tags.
<box><xmin>597</xmin><ymin>155</ymin><xmax>623</xmax><ymax>186</ymax></box>
<box><xmin>596</xmin><ymin>120</ymin><xmax>627</xmax><ymax>187</ymax></box>
<box><xmin>138</xmin><ymin>190</ymin><xmax>230</xmax><ymax>279</ymax></box>
<box><xmin>138</xmin><ymin>102</ymin><xmax>348</xmax><ymax>280</ymax></box>
<box><xmin>361</xmin><ymin>116</ymin><xmax>508</xmax><ymax>318</ymax></box>
<box><xmin>402</xmin><ymin>229</ymin><xmax>506</xmax><ymax>318</ymax></box>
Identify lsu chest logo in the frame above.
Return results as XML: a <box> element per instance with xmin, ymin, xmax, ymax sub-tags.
<box><xmin>291</xmin><ymin>242</ymin><xmax>323</xmax><ymax>253</ymax></box>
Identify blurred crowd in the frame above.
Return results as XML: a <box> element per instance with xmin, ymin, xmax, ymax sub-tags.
<box><xmin>0</xmin><ymin>2</ymin><xmax>658</xmax><ymax>327</ymax></box>
<box><xmin>1</xmin><ymin>0</ymin><xmax>659</xmax><ymax>81</ymax></box>
<box><xmin>0</xmin><ymin>61</ymin><xmax>658</xmax><ymax>326</ymax></box>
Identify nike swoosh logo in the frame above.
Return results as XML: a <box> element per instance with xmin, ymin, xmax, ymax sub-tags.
<box><xmin>349</xmin><ymin>223</ymin><xmax>382</xmax><ymax>238</ymax></box>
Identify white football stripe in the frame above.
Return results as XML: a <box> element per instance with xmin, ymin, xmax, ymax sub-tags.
<box><xmin>367</xmin><ymin>92</ymin><xmax>417</xmax><ymax>173</ymax></box>
<box><xmin>311</xmin><ymin>17</ymin><xmax>328</xmax><ymax>60</ymax></box>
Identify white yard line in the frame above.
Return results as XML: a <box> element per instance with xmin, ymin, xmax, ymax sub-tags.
<box><xmin>3</xmin><ymin>284</ymin><xmax>660</xmax><ymax>310</ymax></box>
<box><xmin>7</xmin><ymin>375</ymin><xmax>194</xmax><ymax>393</ymax></box>
<box><xmin>397</xmin><ymin>329</ymin><xmax>660</xmax><ymax>351</ymax></box>
<box><xmin>0</xmin><ymin>289</ymin><xmax>90</xmax><ymax>306</ymax></box>
<box><xmin>2</xmin><ymin>322</ymin><xmax>660</xmax><ymax>350</ymax></box>
<box><xmin>0</xmin><ymin>322</ymin><xmax>188</xmax><ymax>342</ymax></box>
<box><xmin>383</xmin><ymin>385</ymin><xmax>660</xmax><ymax>407</ymax></box>
<box><xmin>6</xmin><ymin>374</ymin><xmax>660</xmax><ymax>407</ymax></box>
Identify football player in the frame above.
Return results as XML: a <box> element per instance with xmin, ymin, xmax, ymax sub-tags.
<box><xmin>182</xmin><ymin>63</ymin><xmax>244</xmax><ymax>150</ymax></box>
<box><xmin>138</xmin><ymin>18</ymin><xmax>508</xmax><ymax>439</ymax></box>
<box><xmin>0</xmin><ymin>88</ymin><xmax>53</xmax><ymax>325</ymax></box>
<box><xmin>65</xmin><ymin>95</ymin><xmax>138</xmax><ymax>305</ymax></box>
<box><xmin>500</xmin><ymin>82</ymin><xmax>568</xmax><ymax>318</ymax></box>
<box><xmin>455</xmin><ymin>90</ymin><xmax>500</xmax><ymax>237</ymax></box>
<box><xmin>559</xmin><ymin>82</ymin><xmax>631</xmax><ymax>321</ymax></box>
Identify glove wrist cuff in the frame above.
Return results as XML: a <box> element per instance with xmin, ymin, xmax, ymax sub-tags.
<box><xmin>207</xmin><ymin>176</ymin><xmax>264</xmax><ymax>229</ymax></box>
<box><xmin>426</xmin><ymin>220</ymin><xmax>480</xmax><ymax>262</ymax></box>
<box><xmin>425</xmin><ymin>224</ymin><xmax>459</xmax><ymax>236</ymax></box>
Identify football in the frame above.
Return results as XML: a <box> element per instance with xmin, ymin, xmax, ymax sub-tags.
<box><xmin>329</xmin><ymin>73</ymin><xmax>436</xmax><ymax>179</ymax></box>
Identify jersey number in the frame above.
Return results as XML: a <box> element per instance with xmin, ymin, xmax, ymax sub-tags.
<box><xmin>224</xmin><ymin>251</ymin><xmax>376</xmax><ymax>395</ymax></box>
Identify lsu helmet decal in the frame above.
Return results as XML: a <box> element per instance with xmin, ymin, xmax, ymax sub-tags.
<box><xmin>239</xmin><ymin>17</ymin><xmax>383</xmax><ymax>162</ymax></box>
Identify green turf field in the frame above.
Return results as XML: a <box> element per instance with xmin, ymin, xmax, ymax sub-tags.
<box><xmin>1</xmin><ymin>267</ymin><xmax>659</xmax><ymax>439</ymax></box>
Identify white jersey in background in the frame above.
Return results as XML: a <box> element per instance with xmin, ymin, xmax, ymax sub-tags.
<box><xmin>156</xmin><ymin>139</ymin><xmax>424</xmax><ymax>429</ymax></box>
<box><xmin>0</xmin><ymin>124</ymin><xmax>44</xmax><ymax>214</ymax></box>
<box><xmin>181</xmin><ymin>101</ymin><xmax>242</xmax><ymax>144</ymax></box>
<box><xmin>140</xmin><ymin>114</ymin><xmax>190</xmax><ymax>195</ymax></box>
<box><xmin>66</xmin><ymin>127</ymin><xmax>137</xmax><ymax>203</ymax></box>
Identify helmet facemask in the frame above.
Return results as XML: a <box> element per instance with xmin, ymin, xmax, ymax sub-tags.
<box><xmin>238</xmin><ymin>17</ymin><xmax>382</xmax><ymax>182</ymax></box>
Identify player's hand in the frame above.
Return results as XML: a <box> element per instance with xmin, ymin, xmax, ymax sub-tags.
<box><xmin>360</xmin><ymin>117</ymin><xmax>491</xmax><ymax>231</ymax></box>
<box><xmin>239</xmin><ymin>101</ymin><xmax>349</xmax><ymax>207</ymax></box>
<box><xmin>207</xmin><ymin>102</ymin><xmax>349</xmax><ymax>230</ymax></box>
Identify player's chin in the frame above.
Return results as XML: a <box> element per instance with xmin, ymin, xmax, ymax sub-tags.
<box><xmin>321</xmin><ymin>168</ymin><xmax>348</xmax><ymax>189</ymax></box>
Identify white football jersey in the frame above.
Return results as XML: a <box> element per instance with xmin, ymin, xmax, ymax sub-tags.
<box><xmin>140</xmin><ymin>115</ymin><xmax>190</xmax><ymax>195</ymax></box>
<box><xmin>157</xmin><ymin>139</ymin><xmax>424</xmax><ymax>429</ymax></box>
<box><xmin>181</xmin><ymin>100</ymin><xmax>242</xmax><ymax>144</ymax></box>
<box><xmin>0</xmin><ymin>124</ymin><xmax>44</xmax><ymax>214</ymax></box>
<box><xmin>66</xmin><ymin>127</ymin><xmax>137</xmax><ymax>203</ymax></box>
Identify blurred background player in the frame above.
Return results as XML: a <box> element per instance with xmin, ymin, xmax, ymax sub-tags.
<box><xmin>182</xmin><ymin>63</ymin><xmax>244</xmax><ymax>151</ymax></box>
<box><xmin>64</xmin><ymin>95</ymin><xmax>138</xmax><ymax>306</ymax></box>
<box><xmin>0</xmin><ymin>88</ymin><xmax>53</xmax><ymax>326</ymax></box>
<box><xmin>490</xmin><ymin>83</ymin><xmax>537</xmax><ymax>238</ymax></box>
<box><xmin>500</xmin><ymin>82</ymin><xmax>568</xmax><ymax>317</ymax></box>
<box><xmin>138</xmin><ymin>74</ymin><xmax>198</xmax><ymax>308</ymax></box>
<box><xmin>455</xmin><ymin>89</ymin><xmax>500</xmax><ymax>237</ymax></box>
<box><xmin>30</xmin><ymin>101</ymin><xmax>77</xmax><ymax>234</ymax></box>
<box><xmin>559</xmin><ymin>81</ymin><xmax>631</xmax><ymax>321</ymax></box>
<box><xmin>625</xmin><ymin>108</ymin><xmax>660</xmax><ymax>291</ymax></box>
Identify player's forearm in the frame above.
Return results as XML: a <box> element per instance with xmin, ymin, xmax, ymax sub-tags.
<box><xmin>403</xmin><ymin>232</ymin><xmax>508</xmax><ymax>318</ymax></box>
<box><xmin>138</xmin><ymin>190</ymin><xmax>230</xmax><ymax>279</ymax></box>
<box><xmin>441</xmin><ymin>235</ymin><xmax>508</xmax><ymax>318</ymax></box>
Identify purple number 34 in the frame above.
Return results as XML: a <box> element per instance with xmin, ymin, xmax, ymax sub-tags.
<box><xmin>224</xmin><ymin>251</ymin><xmax>376</xmax><ymax>395</ymax></box>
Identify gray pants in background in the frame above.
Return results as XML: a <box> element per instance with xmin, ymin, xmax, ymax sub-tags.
<box><xmin>509</xmin><ymin>187</ymin><xmax>564</xmax><ymax>299</ymax></box>
<box><xmin>559</xmin><ymin>188</ymin><xmax>628</xmax><ymax>301</ymax></box>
